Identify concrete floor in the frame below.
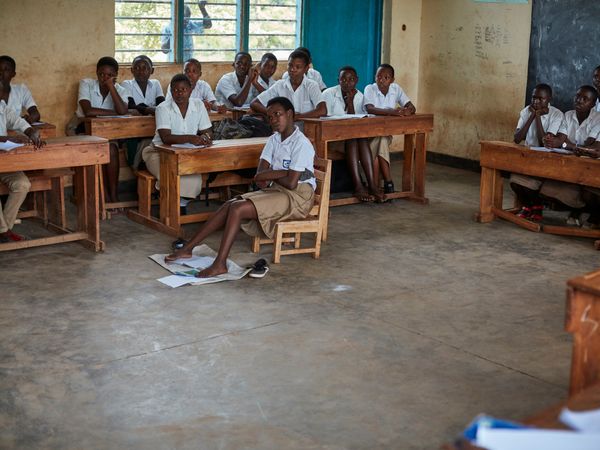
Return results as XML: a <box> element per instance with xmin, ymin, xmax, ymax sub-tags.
<box><xmin>1</xmin><ymin>162</ymin><xmax>599</xmax><ymax>449</ymax></box>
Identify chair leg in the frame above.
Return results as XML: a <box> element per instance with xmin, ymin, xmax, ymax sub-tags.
<box><xmin>138</xmin><ymin>177</ymin><xmax>152</xmax><ymax>217</ymax></box>
<box><xmin>294</xmin><ymin>232</ymin><xmax>301</xmax><ymax>248</ymax></box>
<box><xmin>314</xmin><ymin>230</ymin><xmax>322</xmax><ymax>259</ymax></box>
<box><xmin>273</xmin><ymin>227</ymin><xmax>283</xmax><ymax>263</ymax></box>
<box><xmin>252</xmin><ymin>236</ymin><xmax>261</xmax><ymax>253</ymax></box>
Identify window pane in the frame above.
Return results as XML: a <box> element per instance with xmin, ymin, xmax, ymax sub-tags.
<box><xmin>115</xmin><ymin>0</ymin><xmax>174</xmax><ymax>64</ymax></box>
<box><xmin>184</xmin><ymin>0</ymin><xmax>238</xmax><ymax>62</ymax></box>
<box><xmin>248</xmin><ymin>0</ymin><xmax>300</xmax><ymax>61</ymax></box>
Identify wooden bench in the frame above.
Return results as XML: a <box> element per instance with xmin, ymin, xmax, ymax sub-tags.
<box><xmin>0</xmin><ymin>169</ymin><xmax>70</xmax><ymax>229</ymax></box>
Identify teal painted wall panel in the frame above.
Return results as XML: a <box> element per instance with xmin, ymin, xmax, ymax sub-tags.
<box><xmin>302</xmin><ymin>0</ymin><xmax>382</xmax><ymax>91</ymax></box>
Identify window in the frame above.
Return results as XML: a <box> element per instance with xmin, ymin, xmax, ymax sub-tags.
<box><xmin>115</xmin><ymin>0</ymin><xmax>302</xmax><ymax>64</ymax></box>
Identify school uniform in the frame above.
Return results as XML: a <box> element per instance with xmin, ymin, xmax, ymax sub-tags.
<box><xmin>142</xmin><ymin>98</ymin><xmax>212</xmax><ymax>198</ymax></box>
<box><xmin>510</xmin><ymin>105</ymin><xmax>564</xmax><ymax>191</ymax></box>
<box><xmin>540</xmin><ymin>110</ymin><xmax>600</xmax><ymax>208</ymax></box>
<box><xmin>282</xmin><ymin>68</ymin><xmax>326</xmax><ymax>90</ymax></box>
<box><xmin>322</xmin><ymin>85</ymin><xmax>366</xmax><ymax>116</ymax></box>
<box><xmin>75</xmin><ymin>79</ymin><xmax>128</xmax><ymax>118</ymax></box>
<box><xmin>166</xmin><ymin>80</ymin><xmax>217</xmax><ymax>104</ymax></box>
<box><xmin>255</xmin><ymin>75</ymin><xmax>324</xmax><ymax>114</ymax></box>
<box><xmin>240</xmin><ymin>126</ymin><xmax>315</xmax><ymax>239</ymax></box>
<box><xmin>215</xmin><ymin>72</ymin><xmax>256</xmax><ymax>108</ymax></box>
<box><xmin>596</xmin><ymin>99</ymin><xmax>600</xmax><ymax>113</ymax></box>
<box><xmin>250</xmin><ymin>76</ymin><xmax>276</xmax><ymax>99</ymax></box>
<box><xmin>6</xmin><ymin>83</ymin><xmax>36</xmax><ymax>117</ymax></box>
<box><xmin>122</xmin><ymin>79</ymin><xmax>164</xmax><ymax>107</ymax></box>
<box><xmin>0</xmin><ymin>101</ymin><xmax>32</xmax><ymax>234</ymax></box>
<box><xmin>363</xmin><ymin>82</ymin><xmax>412</xmax><ymax>163</ymax></box>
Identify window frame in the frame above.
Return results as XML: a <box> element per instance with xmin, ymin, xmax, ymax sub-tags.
<box><xmin>115</xmin><ymin>0</ymin><xmax>303</xmax><ymax>64</ymax></box>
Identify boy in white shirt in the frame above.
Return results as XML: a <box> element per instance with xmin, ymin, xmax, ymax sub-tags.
<box><xmin>71</xmin><ymin>56</ymin><xmax>129</xmax><ymax>204</ymax></box>
<box><xmin>141</xmin><ymin>74</ymin><xmax>213</xmax><ymax>209</ymax></box>
<box><xmin>363</xmin><ymin>63</ymin><xmax>416</xmax><ymax>194</ymax></box>
<box><xmin>322</xmin><ymin>66</ymin><xmax>380</xmax><ymax>202</ymax></box>
<box><xmin>122</xmin><ymin>55</ymin><xmax>165</xmax><ymax>116</ymax></box>
<box><xmin>165</xmin><ymin>97</ymin><xmax>315</xmax><ymax>278</ymax></box>
<box><xmin>0</xmin><ymin>55</ymin><xmax>41</xmax><ymax>124</ymax></box>
<box><xmin>282</xmin><ymin>47</ymin><xmax>326</xmax><ymax>91</ymax></box>
<box><xmin>510</xmin><ymin>83</ymin><xmax>564</xmax><ymax>221</ymax></box>
<box><xmin>541</xmin><ymin>85</ymin><xmax>600</xmax><ymax>225</ymax></box>
<box><xmin>0</xmin><ymin>101</ymin><xmax>43</xmax><ymax>242</ymax></box>
<box><xmin>215</xmin><ymin>52</ymin><xmax>257</xmax><ymax>108</ymax></box>
<box><xmin>250</xmin><ymin>50</ymin><xmax>326</xmax><ymax>122</ymax></box>
<box><xmin>166</xmin><ymin>59</ymin><xmax>226</xmax><ymax>113</ymax></box>
<box><xmin>250</xmin><ymin>53</ymin><xmax>278</xmax><ymax>97</ymax></box>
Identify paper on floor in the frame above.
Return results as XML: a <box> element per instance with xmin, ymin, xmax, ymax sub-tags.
<box><xmin>476</xmin><ymin>427</ymin><xmax>600</xmax><ymax>450</ymax></box>
<box><xmin>149</xmin><ymin>244</ymin><xmax>252</xmax><ymax>287</ymax></box>
<box><xmin>560</xmin><ymin>406</ymin><xmax>600</xmax><ymax>432</ymax></box>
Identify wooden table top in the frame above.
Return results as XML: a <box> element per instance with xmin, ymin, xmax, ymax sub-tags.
<box><xmin>156</xmin><ymin>137</ymin><xmax>269</xmax><ymax>154</ymax></box>
<box><xmin>567</xmin><ymin>267</ymin><xmax>600</xmax><ymax>296</ymax></box>
<box><xmin>7</xmin><ymin>121</ymin><xmax>57</xmax><ymax>139</ymax></box>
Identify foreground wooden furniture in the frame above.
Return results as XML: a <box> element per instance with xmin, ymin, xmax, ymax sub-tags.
<box><xmin>477</xmin><ymin>141</ymin><xmax>600</xmax><ymax>242</ymax></box>
<box><xmin>127</xmin><ymin>137</ymin><xmax>267</xmax><ymax>236</ymax></box>
<box><xmin>252</xmin><ymin>158</ymin><xmax>331</xmax><ymax>263</ymax></box>
<box><xmin>566</xmin><ymin>268</ymin><xmax>600</xmax><ymax>396</ymax></box>
<box><xmin>0</xmin><ymin>136</ymin><xmax>109</xmax><ymax>252</ymax></box>
<box><xmin>302</xmin><ymin>114</ymin><xmax>434</xmax><ymax>206</ymax></box>
<box><xmin>8</xmin><ymin>121</ymin><xmax>57</xmax><ymax>140</ymax></box>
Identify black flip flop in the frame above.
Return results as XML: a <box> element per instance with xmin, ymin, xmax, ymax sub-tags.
<box><xmin>249</xmin><ymin>258</ymin><xmax>269</xmax><ymax>278</ymax></box>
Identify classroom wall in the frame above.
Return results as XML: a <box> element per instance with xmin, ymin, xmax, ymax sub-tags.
<box><xmin>0</xmin><ymin>0</ymin><xmax>285</xmax><ymax>137</ymax></box>
<box><xmin>416</xmin><ymin>0</ymin><xmax>532</xmax><ymax>160</ymax></box>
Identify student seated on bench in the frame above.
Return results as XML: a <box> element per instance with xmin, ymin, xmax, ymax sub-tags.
<box><xmin>0</xmin><ymin>55</ymin><xmax>41</xmax><ymax>124</ymax></box>
<box><xmin>141</xmin><ymin>73</ymin><xmax>212</xmax><ymax>210</ymax></box>
<box><xmin>165</xmin><ymin>97</ymin><xmax>316</xmax><ymax>278</ymax></box>
<box><xmin>543</xmin><ymin>85</ymin><xmax>600</xmax><ymax>226</ymax></box>
<box><xmin>511</xmin><ymin>83</ymin><xmax>564</xmax><ymax>221</ymax></box>
<box><xmin>0</xmin><ymin>100</ymin><xmax>43</xmax><ymax>242</ymax></box>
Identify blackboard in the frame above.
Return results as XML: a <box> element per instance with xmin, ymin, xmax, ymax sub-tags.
<box><xmin>526</xmin><ymin>0</ymin><xmax>600</xmax><ymax>111</ymax></box>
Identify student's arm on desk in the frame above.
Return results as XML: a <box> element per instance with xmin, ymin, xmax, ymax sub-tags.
<box><xmin>250</xmin><ymin>98</ymin><xmax>267</xmax><ymax>116</ymax></box>
<box><xmin>254</xmin><ymin>161</ymin><xmax>301</xmax><ymax>190</ymax></box>
<box><xmin>158</xmin><ymin>127</ymin><xmax>213</xmax><ymax>147</ymax></box>
<box><xmin>23</xmin><ymin>106</ymin><xmax>41</xmax><ymax>124</ymax></box>
<box><xmin>296</xmin><ymin>101</ymin><xmax>327</xmax><ymax>120</ymax></box>
<box><xmin>365</xmin><ymin>102</ymin><xmax>416</xmax><ymax>116</ymax></box>
<box><xmin>0</xmin><ymin>128</ymin><xmax>44</xmax><ymax>149</ymax></box>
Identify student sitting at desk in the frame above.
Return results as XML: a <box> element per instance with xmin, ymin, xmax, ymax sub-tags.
<box><xmin>363</xmin><ymin>63</ymin><xmax>416</xmax><ymax>195</ymax></box>
<box><xmin>322</xmin><ymin>66</ymin><xmax>381</xmax><ymax>202</ymax></box>
<box><xmin>572</xmin><ymin>145</ymin><xmax>600</xmax><ymax>228</ymax></box>
<box><xmin>0</xmin><ymin>55</ymin><xmax>41</xmax><ymax>124</ymax></box>
<box><xmin>0</xmin><ymin>100</ymin><xmax>43</xmax><ymax>243</ymax></box>
<box><xmin>511</xmin><ymin>83</ymin><xmax>564</xmax><ymax>221</ymax></box>
<box><xmin>249</xmin><ymin>50</ymin><xmax>326</xmax><ymax>123</ymax></box>
<box><xmin>68</xmin><ymin>56</ymin><xmax>128</xmax><ymax>204</ymax></box>
<box><xmin>281</xmin><ymin>47</ymin><xmax>326</xmax><ymax>91</ymax></box>
<box><xmin>250</xmin><ymin>53</ymin><xmax>278</xmax><ymax>96</ymax></box>
<box><xmin>593</xmin><ymin>65</ymin><xmax>600</xmax><ymax>112</ymax></box>
<box><xmin>141</xmin><ymin>74</ymin><xmax>212</xmax><ymax>211</ymax></box>
<box><xmin>165</xmin><ymin>97</ymin><xmax>315</xmax><ymax>278</ymax></box>
<box><xmin>166</xmin><ymin>58</ymin><xmax>226</xmax><ymax>114</ymax></box>
<box><xmin>215</xmin><ymin>52</ymin><xmax>257</xmax><ymax>108</ymax></box>
<box><xmin>542</xmin><ymin>85</ymin><xmax>600</xmax><ymax>226</ymax></box>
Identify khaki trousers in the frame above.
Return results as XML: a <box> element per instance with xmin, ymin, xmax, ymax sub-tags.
<box><xmin>0</xmin><ymin>172</ymin><xmax>31</xmax><ymax>233</ymax></box>
<box><xmin>141</xmin><ymin>144</ymin><xmax>203</xmax><ymax>199</ymax></box>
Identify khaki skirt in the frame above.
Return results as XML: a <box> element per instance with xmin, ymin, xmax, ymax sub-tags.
<box><xmin>240</xmin><ymin>182</ymin><xmax>315</xmax><ymax>239</ymax></box>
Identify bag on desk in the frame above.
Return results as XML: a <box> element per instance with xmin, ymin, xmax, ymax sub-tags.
<box><xmin>238</xmin><ymin>116</ymin><xmax>273</xmax><ymax>137</ymax></box>
<box><xmin>213</xmin><ymin>119</ymin><xmax>253</xmax><ymax>140</ymax></box>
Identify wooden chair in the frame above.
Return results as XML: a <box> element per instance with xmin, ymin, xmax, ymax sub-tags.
<box><xmin>252</xmin><ymin>157</ymin><xmax>331</xmax><ymax>263</ymax></box>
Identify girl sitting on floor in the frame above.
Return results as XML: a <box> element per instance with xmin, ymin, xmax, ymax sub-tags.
<box><xmin>166</xmin><ymin>96</ymin><xmax>316</xmax><ymax>277</ymax></box>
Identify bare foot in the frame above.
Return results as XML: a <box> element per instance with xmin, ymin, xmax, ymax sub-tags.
<box><xmin>354</xmin><ymin>188</ymin><xmax>373</xmax><ymax>203</ymax></box>
<box><xmin>165</xmin><ymin>250</ymin><xmax>192</xmax><ymax>263</ymax></box>
<box><xmin>369</xmin><ymin>188</ymin><xmax>385</xmax><ymax>203</ymax></box>
<box><xmin>196</xmin><ymin>262</ymin><xmax>227</xmax><ymax>278</ymax></box>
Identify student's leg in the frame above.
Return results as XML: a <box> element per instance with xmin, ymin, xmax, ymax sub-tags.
<box><xmin>379</xmin><ymin>156</ymin><xmax>392</xmax><ymax>183</ymax></box>
<box><xmin>103</xmin><ymin>142</ymin><xmax>120</xmax><ymax>203</ymax></box>
<box><xmin>165</xmin><ymin>200</ymin><xmax>236</xmax><ymax>261</ymax></box>
<box><xmin>357</xmin><ymin>138</ymin><xmax>382</xmax><ymax>201</ymax></box>
<box><xmin>0</xmin><ymin>172</ymin><xmax>31</xmax><ymax>235</ymax></box>
<box><xmin>345</xmin><ymin>139</ymin><xmax>371</xmax><ymax>202</ymax></box>
<box><xmin>197</xmin><ymin>199</ymin><xmax>259</xmax><ymax>278</ymax></box>
<box><xmin>510</xmin><ymin>183</ymin><xmax>539</xmax><ymax>207</ymax></box>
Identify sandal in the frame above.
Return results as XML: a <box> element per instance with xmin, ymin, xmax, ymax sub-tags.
<box><xmin>172</xmin><ymin>238</ymin><xmax>188</xmax><ymax>250</ymax></box>
<box><xmin>530</xmin><ymin>205</ymin><xmax>544</xmax><ymax>222</ymax></box>
<box><xmin>383</xmin><ymin>180</ymin><xmax>395</xmax><ymax>194</ymax></box>
<box><xmin>515</xmin><ymin>206</ymin><xmax>531</xmax><ymax>219</ymax></box>
<box><xmin>249</xmin><ymin>258</ymin><xmax>269</xmax><ymax>278</ymax></box>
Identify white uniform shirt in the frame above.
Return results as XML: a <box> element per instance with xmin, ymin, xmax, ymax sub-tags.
<box><xmin>0</xmin><ymin>101</ymin><xmax>30</xmax><ymax>135</ymax></box>
<box><xmin>595</xmin><ymin>99</ymin><xmax>600</xmax><ymax>113</ymax></box>
<box><xmin>122</xmin><ymin>79</ymin><xmax>164</xmax><ymax>107</ymax></box>
<box><xmin>515</xmin><ymin>105</ymin><xmax>564</xmax><ymax>146</ymax></box>
<box><xmin>260</xmin><ymin>126</ymin><xmax>316</xmax><ymax>190</ymax></box>
<box><xmin>166</xmin><ymin>80</ymin><xmax>216</xmax><ymax>104</ymax></box>
<box><xmin>215</xmin><ymin>72</ymin><xmax>256</xmax><ymax>108</ymax></box>
<box><xmin>152</xmin><ymin>98</ymin><xmax>212</xmax><ymax>146</ymax></box>
<box><xmin>322</xmin><ymin>85</ymin><xmax>366</xmax><ymax>116</ymax></box>
<box><xmin>6</xmin><ymin>84</ymin><xmax>36</xmax><ymax>116</ymax></box>
<box><xmin>282</xmin><ymin>68</ymin><xmax>326</xmax><ymax>90</ymax></box>
<box><xmin>256</xmin><ymin>76</ymin><xmax>324</xmax><ymax>114</ymax></box>
<box><xmin>76</xmin><ymin>78</ymin><xmax>128</xmax><ymax>118</ymax></box>
<box><xmin>363</xmin><ymin>82</ymin><xmax>411</xmax><ymax>109</ymax></box>
<box><xmin>558</xmin><ymin>109</ymin><xmax>600</xmax><ymax>145</ymax></box>
<box><xmin>250</xmin><ymin>76</ymin><xmax>276</xmax><ymax>99</ymax></box>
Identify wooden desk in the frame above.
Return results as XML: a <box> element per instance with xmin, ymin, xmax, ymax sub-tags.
<box><xmin>0</xmin><ymin>136</ymin><xmax>109</xmax><ymax>252</ymax></box>
<box><xmin>84</xmin><ymin>116</ymin><xmax>156</xmax><ymax>140</ymax></box>
<box><xmin>302</xmin><ymin>114</ymin><xmax>434</xmax><ymax>205</ymax></box>
<box><xmin>477</xmin><ymin>141</ymin><xmax>600</xmax><ymax>240</ymax></box>
<box><xmin>8</xmin><ymin>122</ymin><xmax>57</xmax><ymax>139</ymax></box>
<box><xmin>127</xmin><ymin>137</ymin><xmax>267</xmax><ymax>236</ymax></box>
<box><xmin>566</xmin><ymin>268</ymin><xmax>600</xmax><ymax>396</ymax></box>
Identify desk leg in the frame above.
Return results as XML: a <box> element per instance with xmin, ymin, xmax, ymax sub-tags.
<box><xmin>76</xmin><ymin>165</ymin><xmax>104</xmax><ymax>251</ymax></box>
<box><xmin>477</xmin><ymin>166</ymin><xmax>502</xmax><ymax>222</ymax></box>
<box><xmin>566</xmin><ymin>287</ymin><xmax>600</xmax><ymax>396</ymax></box>
<box><xmin>411</xmin><ymin>133</ymin><xmax>428</xmax><ymax>204</ymax></box>
<box><xmin>159</xmin><ymin>152</ymin><xmax>181</xmax><ymax>235</ymax></box>
<box><xmin>402</xmin><ymin>134</ymin><xmax>415</xmax><ymax>192</ymax></box>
